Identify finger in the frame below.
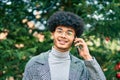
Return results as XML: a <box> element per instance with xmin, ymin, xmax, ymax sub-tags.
<box><xmin>74</xmin><ymin>38</ymin><xmax>84</xmax><ymax>43</ymax></box>
<box><xmin>74</xmin><ymin>39</ymin><xmax>85</xmax><ymax>46</ymax></box>
<box><xmin>74</xmin><ymin>42</ymin><xmax>83</xmax><ymax>47</ymax></box>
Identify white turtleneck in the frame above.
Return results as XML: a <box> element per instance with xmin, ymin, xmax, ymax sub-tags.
<box><xmin>48</xmin><ymin>47</ymin><xmax>70</xmax><ymax>80</ymax></box>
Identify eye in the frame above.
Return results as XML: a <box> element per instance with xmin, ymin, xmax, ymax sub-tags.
<box><xmin>67</xmin><ymin>31</ymin><xmax>73</xmax><ymax>36</ymax></box>
<box><xmin>56</xmin><ymin>30</ymin><xmax>62</xmax><ymax>34</ymax></box>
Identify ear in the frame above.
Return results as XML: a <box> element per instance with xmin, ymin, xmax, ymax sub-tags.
<box><xmin>73</xmin><ymin>36</ymin><xmax>77</xmax><ymax>44</ymax></box>
<box><xmin>50</xmin><ymin>32</ymin><xmax>54</xmax><ymax>39</ymax></box>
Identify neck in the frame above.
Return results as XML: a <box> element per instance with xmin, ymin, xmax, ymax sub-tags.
<box><xmin>53</xmin><ymin>46</ymin><xmax>70</xmax><ymax>52</ymax></box>
<box><xmin>51</xmin><ymin>47</ymin><xmax>70</xmax><ymax>58</ymax></box>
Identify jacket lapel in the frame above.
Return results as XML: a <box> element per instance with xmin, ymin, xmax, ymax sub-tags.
<box><xmin>35</xmin><ymin>51</ymin><xmax>51</xmax><ymax>80</ymax></box>
<box><xmin>34</xmin><ymin>51</ymin><xmax>82</xmax><ymax>80</ymax></box>
<box><xmin>40</xmin><ymin>62</ymin><xmax>51</xmax><ymax>80</ymax></box>
<box><xmin>69</xmin><ymin>55</ymin><xmax>80</xmax><ymax>80</ymax></box>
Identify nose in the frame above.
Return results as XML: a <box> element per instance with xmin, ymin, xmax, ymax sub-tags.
<box><xmin>61</xmin><ymin>32</ymin><xmax>67</xmax><ymax>38</ymax></box>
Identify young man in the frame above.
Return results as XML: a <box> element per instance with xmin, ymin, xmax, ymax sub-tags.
<box><xmin>22</xmin><ymin>11</ymin><xmax>106</xmax><ymax>80</ymax></box>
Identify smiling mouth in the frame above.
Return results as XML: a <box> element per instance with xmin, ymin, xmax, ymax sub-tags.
<box><xmin>58</xmin><ymin>40</ymin><xmax>68</xmax><ymax>45</ymax></box>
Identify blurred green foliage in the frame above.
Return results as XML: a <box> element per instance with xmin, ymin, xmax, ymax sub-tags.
<box><xmin>0</xmin><ymin>0</ymin><xmax>120</xmax><ymax>79</ymax></box>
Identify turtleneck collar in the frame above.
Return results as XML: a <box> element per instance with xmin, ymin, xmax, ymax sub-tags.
<box><xmin>50</xmin><ymin>47</ymin><xmax>70</xmax><ymax>59</ymax></box>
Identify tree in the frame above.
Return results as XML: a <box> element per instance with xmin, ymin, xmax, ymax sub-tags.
<box><xmin>0</xmin><ymin>0</ymin><xmax>120</xmax><ymax>79</ymax></box>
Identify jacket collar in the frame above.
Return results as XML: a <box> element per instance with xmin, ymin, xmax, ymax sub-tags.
<box><xmin>34</xmin><ymin>50</ymin><xmax>80</xmax><ymax>64</ymax></box>
<box><xmin>34</xmin><ymin>50</ymin><xmax>51</xmax><ymax>64</ymax></box>
<box><xmin>34</xmin><ymin>50</ymin><xmax>81</xmax><ymax>80</ymax></box>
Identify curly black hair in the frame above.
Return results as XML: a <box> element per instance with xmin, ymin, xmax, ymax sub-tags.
<box><xmin>47</xmin><ymin>11</ymin><xmax>84</xmax><ymax>37</ymax></box>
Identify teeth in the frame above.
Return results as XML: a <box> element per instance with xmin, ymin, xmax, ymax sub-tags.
<box><xmin>59</xmin><ymin>40</ymin><xmax>67</xmax><ymax>44</ymax></box>
<box><xmin>60</xmin><ymin>41</ymin><xmax>65</xmax><ymax>43</ymax></box>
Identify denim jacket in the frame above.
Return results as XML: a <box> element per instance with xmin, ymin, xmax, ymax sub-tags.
<box><xmin>22</xmin><ymin>50</ymin><xmax>106</xmax><ymax>80</ymax></box>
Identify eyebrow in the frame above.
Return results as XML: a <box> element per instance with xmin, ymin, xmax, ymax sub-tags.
<box><xmin>56</xmin><ymin>27</ymin><xmax>74</xmax><ymax>32</ymax></box>
<box><xmin>67</xmin><ymin>30</ymin><xmax>73</xmax><ymax>32</ymax></box>
<box><xmin>56</xmin><ymin>27</ymin><xmax>62</xmax><ymax>30</ymax></box>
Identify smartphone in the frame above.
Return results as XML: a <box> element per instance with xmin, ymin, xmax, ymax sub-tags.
<box><xmin>74</xmin><ymin>37</ymin><xmax>83</xmax><ymax>55</ymax></box>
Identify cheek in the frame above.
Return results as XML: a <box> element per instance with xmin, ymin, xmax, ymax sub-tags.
<box><xmin>68</xmin><ymin>37</ymin><xmax>75</xmax><ymax>45</ymax></box>
<box><xmin>53</xmin><ymin>35</ymin><xmax>58</xmax><ymax>42</ymax></box>
<box><xmin>71</xmin><ymin>37</ymin><xmax>75</xmax><ymax>42</ymax></box>
<box><xmin>52</xmin><ymin>34</ymin><xmax>58</xmax><ymax>43</ymax></box>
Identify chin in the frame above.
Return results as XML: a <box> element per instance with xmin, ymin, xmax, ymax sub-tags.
<box><xmin>57</xmin><ymin>45</ymin><xmax>70</xmax><ymax>50</ymax></box>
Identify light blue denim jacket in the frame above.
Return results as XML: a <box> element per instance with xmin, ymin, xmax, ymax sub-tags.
<box><xmin>22</xmin><ymin>50</ymin><xmax>106</xmax><ymax>80</ymax></box>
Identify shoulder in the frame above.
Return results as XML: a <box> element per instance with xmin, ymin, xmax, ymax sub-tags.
<box><xmin>70</xmin><ymin>55</ymin><xmax>88</xmax><ymax>72</ymax></box>
<box><xmin>25</xmin><ymin>50</ymin><xmax>50</xmax><ymax>69</ymax></box>
<box><xmin>70</xmin><ymin>54</ymin><xmax>85</xmax><ymax>65</ymax></box>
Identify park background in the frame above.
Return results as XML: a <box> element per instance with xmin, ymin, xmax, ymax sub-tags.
<box><xmin>0</xmin><ymin>0</ymin><xmax>120</xmax><ymax>80</ymax></box>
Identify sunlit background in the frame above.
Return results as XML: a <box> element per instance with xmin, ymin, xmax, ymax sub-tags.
<box><xmin>0</xmin><ymin>0</ymin><xmax>120</xmax><ymax>80</ymax></box>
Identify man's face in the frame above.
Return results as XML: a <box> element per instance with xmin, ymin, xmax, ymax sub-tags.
<box><xmin>52</xmin><ymin>26</ymin><xmax>76</xmax><ymax>52</ymax></box>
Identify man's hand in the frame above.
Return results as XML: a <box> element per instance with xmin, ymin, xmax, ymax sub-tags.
<box><xmin>74</xmin><ymin>38</ymin><xmax>92</xmax><ymax>60</ymax></box>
